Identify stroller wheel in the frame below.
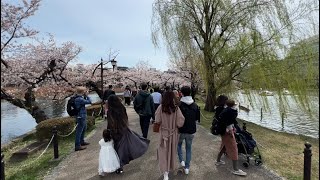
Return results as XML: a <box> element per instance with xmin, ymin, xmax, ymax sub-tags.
<box><xmin>242</xmin><ymin>162</ymin><xmax>249</xmax><ymax>168</ymax></box>
<box><xmin>255</xmin><ymin>159</ymin><xmax>262</xmax><ymax>166</ymax></box>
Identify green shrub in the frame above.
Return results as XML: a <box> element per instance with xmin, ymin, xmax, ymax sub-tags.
<box><xmin>36</xmin><ymin>116</ymin><xmax>96</xmax><ymax>141</ymax></box>
<box><xmin>86</xmin><ymin>104</ymin><xmax>102</xmax><ymax>117</ymax></box>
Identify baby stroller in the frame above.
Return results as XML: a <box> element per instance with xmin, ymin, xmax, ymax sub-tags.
<box><xmin>235</xmin><ymin>123</ymin><xmax>263</xmax><ymax>168</ymax></box>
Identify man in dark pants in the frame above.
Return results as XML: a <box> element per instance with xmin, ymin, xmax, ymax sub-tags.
<box><xmin>74</xmin><ymin>86</ymin><xmax>92</xmax><ymax>151</ymax></box>
<box><xmin>133</xmin><ymin>83</ymin><xmax>155</xmax><ymax>139</ymax></box>
<box><xmin>151</xmin><ymin>86</ymin><xmax>162</xmax><ymax>123</ymax></box>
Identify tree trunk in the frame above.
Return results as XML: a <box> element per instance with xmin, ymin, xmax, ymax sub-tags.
<box><xmin>1</xmin><ymin>88</ymin><xmax>49</xmax><ymax>123</ymax></box>
<box><xmin>204</xmin><ymin>83</ymin><xmax>216</xmax><ymax>112</ymax></box>
<box><xmin>86</xmin><ymin>81</ymin><xmax>103</xmax><ymax>99</ymax></box>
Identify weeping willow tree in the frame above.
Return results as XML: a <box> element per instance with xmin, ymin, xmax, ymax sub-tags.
<box><xmin>152</xmin><ymin>0</ymin><xmax>319</xmax><ymax>112</ymax></box>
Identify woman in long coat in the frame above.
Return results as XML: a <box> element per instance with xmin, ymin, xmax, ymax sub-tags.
<box><xmin>155</xmin><ymin>90</ymin><xmax>185</xmax><ymax>180</ymax></box>
<box><xmin>106</xmin><ymin>95</ymin><xmax>150</xmax><ymax>174</ymax></box>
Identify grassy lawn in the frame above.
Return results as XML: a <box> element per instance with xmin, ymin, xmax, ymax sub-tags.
<box><xmin>197</xmin><ymin>101</ymin><xmax>319</xmax><ymax>180</ymax></box>
<box><xmin>2</xmin><ymin>117</ymin><xmax>104</xmax><ymax>180</ymax></box>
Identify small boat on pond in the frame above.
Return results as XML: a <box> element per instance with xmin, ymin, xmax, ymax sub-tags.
<box><xmin>259</xmin><ymin>90</ymin><xmax>274</xmax><ymax>96</ymax></box>
<box><xmin>282</xmin><ymin>88</ymin><xmax>291</xmax><ymax>95</ymax></box>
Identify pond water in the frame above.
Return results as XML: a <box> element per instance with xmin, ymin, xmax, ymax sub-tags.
<box><xmin>235</xmin><ymin>91</ymin><xmax>319</xmax><ymax>139</ymax></box>
<box><xmin>1</xmin><ymin>93</ymin><xmax>102</xmax><ymax>144</ymax></box>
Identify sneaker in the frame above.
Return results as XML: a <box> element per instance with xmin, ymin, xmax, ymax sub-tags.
<box><xmin>163</xmin><ymin>172</ymin><xmax>169</xmax><ymax>180</ymax></box>
<box><xmin>75</xmin><ymin>146</ymin><xmax>86</xmax><ymax>151</ymax></box>
<box><xmin>116</xmin><ymin>168</ymin><xmax>123</xmax><ymax>174</ymax></box>
<box><xmin>232</xmin><ymin>169</ymin><xmax>247</xmax><ymax>176</ymax></box>
<box><xmin>180</xmin><ymin>161</ymin><xmax>185</xmax><ymax>167</ymax></box>
<box><xmin>184</xmin><ymin>168</ymin><xmax>189</xmax><ymax>175</ymax></box>
<box><xmin>215</xmin><ymin>160</ymin><xmax>225</xmax><ymax>166</ymax></box>
<box><xmin>81</xmin><ymin>142</ymin><xmax>90</xmax><ymax>146</ymax></box>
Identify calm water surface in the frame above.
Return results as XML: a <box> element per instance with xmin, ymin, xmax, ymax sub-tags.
<box><xmin>236</xmin><ymin>91</ymin><xmax>319</xmax><ymax>139</ymax></box>
<box><xmin>1</xmin><ymin>94</ymin><xmax>101</xmax><ymax>144</ymax></box>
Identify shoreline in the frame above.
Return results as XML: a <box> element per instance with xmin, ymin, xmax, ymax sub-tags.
<box><xmin>237</xmin><ymin>117</ymin><xmax>319</xmax><ymax>140</ymax></box>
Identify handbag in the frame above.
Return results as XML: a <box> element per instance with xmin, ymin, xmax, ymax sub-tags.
<box><xmin>153</xmin><ymin>122</ymin><xmax>161</xmax><ymax>133</ymax></box>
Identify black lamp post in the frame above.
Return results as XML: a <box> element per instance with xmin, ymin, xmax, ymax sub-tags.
<box><xmin>99</xmin><ymin>58</ymin><xmax>117</xmax><ymax>118</ymax></box>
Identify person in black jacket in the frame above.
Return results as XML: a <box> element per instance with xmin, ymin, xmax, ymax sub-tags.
<box><xmin>214</xmin><ymin>95</ymin><xmax>228</xmax><ymax>121</ymax></box>
<box><xmin>133</xmin><ymin>83</ymin><xmax>155</xmax><ymax>139</ymax></box>
<box><xmin>103</xmin><ymin>85</ymin><xmax>115</xmax><ymax>102</ymax></box>
<box><xmin>177</xmin><ymin>86</ymin><xmax>200</xmax><ymax>175</ymax></box>
<box><xmin>215</xmin><ymin>99</ymin><xmax>247</xmax><ymax>176</ymax></box>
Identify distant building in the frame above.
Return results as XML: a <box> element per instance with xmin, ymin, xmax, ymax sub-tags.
<box><xmin>164</xmin><ymin>69</ymin><xmax>177</xmax><ymax>74</ymax></box>
<box><xmin>117</xmin><ymin>66</ymin><xmax>129</xmax><ymax>71</ymax></box>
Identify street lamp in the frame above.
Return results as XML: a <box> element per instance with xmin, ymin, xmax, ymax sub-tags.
<box><xmin>92</xmin><ymin>58</ymin><xmax>117</xmax><ymax>118</ymax></box>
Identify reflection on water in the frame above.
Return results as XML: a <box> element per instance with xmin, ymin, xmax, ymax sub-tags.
<box><xmin>1</xmin><ymin>94</ymin><xmax>101</xmax><ymax>144</ymax></box>
<box><xmin>236</xmin><ymin>91</ymin><xmax>319</xmax><ymax>139</ymax></box>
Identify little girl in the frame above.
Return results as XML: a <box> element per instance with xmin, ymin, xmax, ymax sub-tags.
<box><xmin>98</xmin><ymin>129</ymin><xmax>120</xmax><ymax>176</ymax></box>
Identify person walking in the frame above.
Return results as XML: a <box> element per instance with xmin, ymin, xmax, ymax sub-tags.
<box><xmin>151</xmin><ymin>86</ymin><xmax>162</xmax><ymax>123</ymax></box>
<box><xmin>155</xmin><ymin>90</ymin><xmax>185</xmax><ymax>180</ymax></box>
<box><xmin>123</xmin><ymin>86</ymin><xmax>132</xmax><ymax>106</ymax></box>
<box><xmin>106</xmin><ymin>95</ymin><xmax>150</xmax><ymax>174</ymax></box>
<box><xmin>191</xmin><ymin>85</ymin><xmax>197</xmax><ymax>102</ymax></box>
<box><xmin>215</xmin><ymin>99</ymin><xmax>247</xmax><ymax>176</ymax></box>
<box><xmin>177</xmin><ymin>86</ymin><xmax>200</xmax><ymax>175</ymax></box>
<box><xmin>103</xmin><ymin>85</ymin><xmax>115</xmax><ymax>102</ymax></box>
<box><xmin>74</xmin><ymin>86</ymin><xmax>92</xmax><ymax>151</ymax></box>
<box><xmin>133</xmin><ymin>83</ymin><xmax>155</xmax><ymax>139</ymax></box>
<box><xmin>173</xmin><ymin>89</ymin><xmax>180</xmax><ymax>105</ymax></box>
<box><xmin>98</xmin><ymin>129</ymin><xmax>120</xmax><ymax>176</ymax></box>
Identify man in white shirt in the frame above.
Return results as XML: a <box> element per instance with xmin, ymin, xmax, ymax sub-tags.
<box><xmin>151</xmin><ymin>86</ymin><xmax>162</xmax><ymax>123</ymax></box>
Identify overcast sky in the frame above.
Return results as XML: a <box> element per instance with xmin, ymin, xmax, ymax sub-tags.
<box><xmin>26</xmin><ymin>0</ymin><xmax>169</xmax><ymax>70</ymax></box>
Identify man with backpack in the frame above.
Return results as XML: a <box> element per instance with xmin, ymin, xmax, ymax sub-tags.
<box><xmin>72</xmin><ymin>86</ymin><xmax>92</xmax><ymax>151</ymax></box>
<box><xmin>133</xmin><ymin>83</ymin><xmax>155</xmax><ymax>139</ymax></box>
<box><xmin>177</xmin><ymin>86</ymin><xmax>200</xmax><ymax>175</ymax></box>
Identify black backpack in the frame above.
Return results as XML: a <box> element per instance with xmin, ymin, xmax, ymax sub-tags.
<box><xmin>67</xmin><ymin>95</ymin><xmax>80</xmax><ymax>116</ymax></box>
<box><xmin>210</xmin><ymin>117</ymin><xmax>225</xmax><ymax>135</ymax></box>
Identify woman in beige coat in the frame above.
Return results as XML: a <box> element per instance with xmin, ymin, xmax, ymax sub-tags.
<box><xmin>155</xmin><ymin>90</ymin><xmax>185</xmax><ymax>180</ymax></box>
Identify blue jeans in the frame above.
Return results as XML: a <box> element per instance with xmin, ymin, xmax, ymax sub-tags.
<box><xmin>177</xmin><ymin>133</ymin><xmax>194</xmax><ymax>168</ymax></box>
<box><xmin>75</xmin><ymin>117</ymin><xmax>87</xmax><ymax>148</ymax></box>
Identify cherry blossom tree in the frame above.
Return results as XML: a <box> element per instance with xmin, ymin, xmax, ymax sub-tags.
<box><xmin>1</xmin><ymin>0</ymin><xmax>41</xmax><ymax>68</ymax></box>
<box><xmin>1</xmin><ymin>34</ymin><xmax>82</xmax><ymax>123</ymax></box>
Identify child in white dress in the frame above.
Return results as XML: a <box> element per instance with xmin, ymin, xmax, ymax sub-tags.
<box><xmin>98</xmin><ymin>129</ymin><xmax>120</xmax><ymax>176</ymax></box>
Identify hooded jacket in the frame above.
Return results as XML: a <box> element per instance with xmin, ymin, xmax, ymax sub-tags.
<box><xmin>178</xmin><ymin>96</ymin><xmax>200</xmax><ymax>134</ymax></box>
<box><xmin>133</xmin><ymin>90</ymin><xmax>155</xmax><ymax>117</ymax></box>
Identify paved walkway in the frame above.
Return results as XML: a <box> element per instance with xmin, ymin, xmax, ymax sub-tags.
<box><xmin>45</xmin><ymin>107</ymin><xmax>282</xmax><ymax>180</ymax></box>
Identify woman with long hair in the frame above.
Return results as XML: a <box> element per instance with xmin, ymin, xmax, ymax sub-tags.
<box><xmin>155</xmin><ymin>90</ymin><xmax>185</xmax><ymax>180</ymax></box>
<box><xmin>106</xmin><ymin>95</ymin><xmax>150</xmax><ymax>174</ymax></box>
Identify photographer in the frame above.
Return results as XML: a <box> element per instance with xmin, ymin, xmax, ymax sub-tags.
<box><xmin>74</xmin><ymin>86</ymin><xmax>92</xmax><ymax>151</ymax></box>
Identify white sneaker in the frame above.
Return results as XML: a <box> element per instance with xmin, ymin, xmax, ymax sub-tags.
<box><xmin>232</xmin><ymin>169</ymin><xmax>247</xmax><ymax>176</ymax></box>
<box><xmin>184</xmin><ymin>168</ymin><xmax>189</xmax><ymax>175</ymax></box>
<box><xmin>215</xmin><ymin>160</ymin><xmax>226</xmax><ymax>166</ymax></box>
<box><xmin>163</xmin><ymin>172</ymin><xmax>169</xmax><ymax>180</ymax></box>
<box><xmin>180</xmin><ymin>161</ymin><xmax>185</xmax><ymax>167</ymax></box>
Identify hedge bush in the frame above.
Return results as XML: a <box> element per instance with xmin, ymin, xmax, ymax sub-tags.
<box><xmin>86</xmin><ymin>104</ymin><xmax>102</xmax><ymax>117</ymax></box>
<box><xmin>36</xmin><ymin>116</ymin><xmax>95</xmax><ymax>141</ymax></box>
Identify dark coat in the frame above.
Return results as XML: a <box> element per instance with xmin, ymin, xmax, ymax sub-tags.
<box><xmin>219</xmin><ymin>107</ymin><xmax>239</xmax><ymax>129</ymax></box>
<box><xmin>107</xmin><ymin>126</ymin><xmax>149</xmax><ymax>167</ymax></box>
<box><xmin>178</xmin><ymin>102</ymin><xmax>199</xmax><ymax>134</ymax></box>
<box><xmin>214</xmin><ymin>106</ymin><xmax>225</xmax><ymax>120</ymax></box>
<box><xmin>133</xmin><ymin>90</ymin><xmax>155</xmax><ymax>117</ymax></box>
<box><xmin>103</xmin><ymin>89</ymin><xmax>115</xmax><ymax>101</ymax></box>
